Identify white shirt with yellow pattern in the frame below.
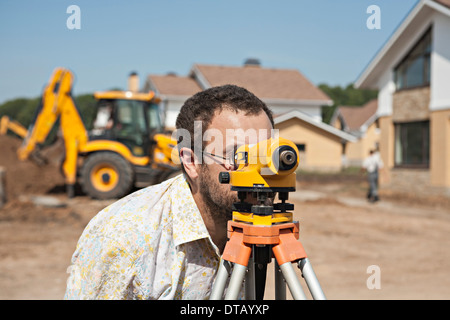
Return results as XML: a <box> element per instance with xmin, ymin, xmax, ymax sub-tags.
<box><xmin>64</xmin><ymin>174</ymin><xmax>222</xmax><ymax>300</ymax></box>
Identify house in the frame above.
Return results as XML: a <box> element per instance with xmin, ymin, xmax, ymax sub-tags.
<box><xmin>331</xmin><ymin>99</ymin><xmax>380</xmax><ymax>166</ymax></box>
<box><xmin>355</xmin><ymin>0</ymin><xmax>450</xmax><ymax>190</ymax></box>
<box><xmin>275</xmin><ymin>110</ymin><xmax>356</xmax><ymax>172</ymax></box>
<box><xmin>143</xmin><ymin>73</ymin><xmax>202</xmax><ymax>131</ymax></box>
<box><xmin>189</xmin><ymin>63</ymin><xmax>333</xmax><ymax>122</ymax></box>
<box><xmin>143</xmin><ymin>60</ymin><xmax>355</xmax><ymax>171</ymax></box>
<box><xmin>144</xmin><ymin>60</ymin><xmax>333</xmax><ymax>129</ymax></box>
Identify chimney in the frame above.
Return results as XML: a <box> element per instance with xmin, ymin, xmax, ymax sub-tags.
<box><xmin>128</xmin><ymin>71</ymin><xmax>139</xmax><ymax>92</ymax></box>
<box><xmin>243</xmin><ymin>58</ymin><xmax>261</xmax><ymax>67</ymax></box>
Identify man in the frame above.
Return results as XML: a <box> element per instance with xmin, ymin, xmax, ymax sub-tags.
<box><xmin>362</xmin><ymin>149</ymin><xmax>384</xmax><ymax>203</ymax></box>
<box><xmin>65</xmin><ymin>85</ymin><xmax>274</xmax><ymax>299</ymax></box>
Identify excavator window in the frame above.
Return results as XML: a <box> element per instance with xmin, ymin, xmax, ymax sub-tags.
<box><xmin>90</xmin><ymin>98</ymin><xmax>163</xmax><ymax>157</ymax></box>
<box><xmin>146</xmin><ymin>103</ymin><xmax>163</xmax><ymax>132</ymax></box>
<box><xmin>92</xmin><ymin>103</ymin><xmax>114</xmax><ymax>132</ymax></box>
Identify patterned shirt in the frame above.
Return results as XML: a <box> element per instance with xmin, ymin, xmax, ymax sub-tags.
<box><xmin>64</xmin><ymin>174</ymin><xmax>221</xmax><ymax>300</ymax></box>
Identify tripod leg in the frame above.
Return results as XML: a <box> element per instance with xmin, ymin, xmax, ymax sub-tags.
<box><xmin>216</xmin><ymin>226</ymin><xmax>252</xmax><ymax>300</ymax></box>
<box><xmin>245</xmin><ymin>256</ymin><xmax>255</xmax><ymax>300</ymax></box>
<box><xmin>210</xmin><ymin>258</ymin><xmax>231</xmax><ymax>300</ymax></box>
<box><xmin>254</xmin><ymin>245</ymin><xmax>270</xmax><ymax>300</ymax></box>
<box><xmin>279</xmin><ymin>262</ymin><xmax>307</xmax><ymax>300</ymax></box>
<box><xmin>255</xmin><ymin>263</ymin><xmax>267</xmax><ymax>300</ymax></box>
<box><xmin>274</xmin><ymin>259</ymin><xmax>286</xmax><ymax>300</ymax></box>
<box><xmin>298</xmin><ymin>258</ymin><xmax>326</xmax><ymax>300</ymax></box>
<box><xmin>225</xmin><ymin>264</ymin><xmax>247</xmax><ymax>300</ymax></box>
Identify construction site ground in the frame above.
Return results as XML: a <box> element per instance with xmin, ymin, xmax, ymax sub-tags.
<box><xmin>1</xmin><ymin>134</ymin><xmax>450</xmax><ymax>300</ymax></box>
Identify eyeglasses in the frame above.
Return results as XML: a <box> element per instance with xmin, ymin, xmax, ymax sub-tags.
<box><xmin>202</xmin><ymin>151</ymin><xmax>238</xmax><ymax>171</ymax></box>
<box><xmin>202</xmin><ymin>149</ymin><xmax>249</xmax><ymax>171</ymax></box>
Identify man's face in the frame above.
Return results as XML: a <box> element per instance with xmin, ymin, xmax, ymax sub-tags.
<box><xmin>198</xmin><ymin>108</ymin><xmax>273</xmax><ymax>222</ymax></box>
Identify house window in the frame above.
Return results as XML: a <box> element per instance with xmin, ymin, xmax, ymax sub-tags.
<box><xmin>296</xmin><ymin>144</ymin><xmax>306</xmax><ymax>166</ymax></box>
<box><xmin>394</xmin><ymin>121</ymin><xmax>429</xmax><ymax>167</ymax></box>
<box><xmin>394</xmin><ymin>27</ymin><xmax>431</xmax><ymax>90</ymax></box>
<box><xmin>296</xmin><ymin>144</ymin><xmax>306</xmax><ymax>152</ymax></box>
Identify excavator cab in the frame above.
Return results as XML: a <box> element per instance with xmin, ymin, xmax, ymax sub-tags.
<box><xmin>80</xmin><ymin>90</ymin><xmax>179</xmax><ymax>199</ymax></box>
<box><xmin>91</xmin><ymin>92</ymin><xmax>164</xmax><ymax>157</ymax></box>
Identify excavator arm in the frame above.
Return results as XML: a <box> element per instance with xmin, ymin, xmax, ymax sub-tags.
<box><xmin>15</xmin><ymin>68</ymin><xmax>88</xmax><ymax>196</ymax></box>
<box><xmin>18</xmin><ymin>68</ymin><xmax>88</xmax><ymax>161</ymax></box>
<box><xmin>0</xmin><ymin>116</ymin><xmax>28</xmax><ymax>138</ymax></box>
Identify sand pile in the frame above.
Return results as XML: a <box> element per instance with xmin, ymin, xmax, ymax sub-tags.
<box><xmin>0</xmin><ymin>135</ymin><xmax>65</xmax><ymax>200</ymax></box>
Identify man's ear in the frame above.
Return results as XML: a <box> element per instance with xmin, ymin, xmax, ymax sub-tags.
<box><xmin>179</xmin><ymin>147</ymin><xmax>200</xmax><ymax>180</ymax></box>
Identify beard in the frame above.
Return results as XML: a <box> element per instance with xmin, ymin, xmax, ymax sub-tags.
<box><xmin>198</xmin><ymin>164</ymin><xmax>237</xmax><ymax>223</ymax></box>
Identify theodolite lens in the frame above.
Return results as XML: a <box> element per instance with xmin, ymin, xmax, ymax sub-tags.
<box><xmin>280</xmin><ymin>150</ymin><xmax>296</xmax><ymax>166</ymax></box>
<box><xmin>274</xmin><ymin>146</ymin><xmax>298</xmax><ymax>171</ymax></box>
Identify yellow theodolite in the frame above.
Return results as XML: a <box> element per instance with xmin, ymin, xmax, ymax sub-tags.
<box><xmin>211</xmin><ymin>137</ymin><xmax>326</xmax><ymax>300</ymax></box>
<box><xmin>218</xmin><ymin>137</ymin><xmax>299</xmax><ymax>226</ymax></box>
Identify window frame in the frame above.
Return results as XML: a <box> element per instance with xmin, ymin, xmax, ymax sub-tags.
<box><xmin>394</xmin><ymin>120</ymin><xmax>430</xmax><ymax>169</ymax></box>
<box><xmin>394</xmin><ymin>27</ymin><xmax>432</xmax><ymax>91</ymax></box>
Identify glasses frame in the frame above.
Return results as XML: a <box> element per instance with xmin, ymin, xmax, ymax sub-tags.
<box><xmin>202</xmin><ymin>151</ymin><xmax>237</xmax><ymax>171</ymax></box>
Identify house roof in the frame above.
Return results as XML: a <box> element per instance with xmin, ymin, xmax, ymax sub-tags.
<box><xmin>355</xmin><ymin>0</ymin><xmax>450</xmax><ymax>89</ymax></box>
<box><xmin>190</xmin><ymin>64</ymin><xmax>332</xmax><ymax>105</ymax></box>
<box><xmin>274</xmin><ymin>109</ymin><xmax>357</xmax><ymax>142</ymax></box>
<box><xmin>434</xmin><ymin>0</ymin><xmax>450</xmax><ymax>8</ymax></box>
<box><xmin>335</xmin><ymin>99</ymin><xmax>378</xmax><ymax>131</ymax></box>
<box><xmin>146</xmin><ymin>74</ymin><xmax>202</xmax><ymax>97</ymax></box>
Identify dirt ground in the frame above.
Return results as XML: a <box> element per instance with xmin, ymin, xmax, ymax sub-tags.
<box><xmin>1</xmin><ymin>135</ymin><xmax>450</xmax><ymax>300</ymax></box>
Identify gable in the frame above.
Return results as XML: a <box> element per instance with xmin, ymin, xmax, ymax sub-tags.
<box><xmin>337</xmin><ymin>99</ymin><xmax>378</xmax><ymax>131</ymax></box>
<box><xmin>356</xmin><ymin>0</ymin><xmax>450</xmax><ymax>89</ymax></box>
<box><xmin>274</xmin><ymin>110</ymin><xmax>357</xmax><ymax>142</ymax></box>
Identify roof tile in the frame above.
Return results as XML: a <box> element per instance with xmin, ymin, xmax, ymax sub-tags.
<box><xmin>147</xmin><ymin>74</ymin><xmax>202</xmax><ymax>96</ymax></box>
<box><xmin>338</xmin><ymin>99</ymin><xmax>378</xmax><ymax>130</ymax></box>
<box><xmin>193</xmin><ymin>64</ymin><xmax>331</xmax><ymax>102</ymax></box>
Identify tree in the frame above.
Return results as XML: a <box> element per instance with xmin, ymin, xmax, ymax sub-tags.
<box><xmin>0</xmin><ymin>97</ymin><xmax>41</xmax><ymax>128</ymax></box>
<box><xmin>73</xmin><ymin>94</ymin><xmax>97</xmax><ymax>130</ymax></box>
<box><xmin>0</xmin><ymin>94</ymin><xmax>97</xmax><ymax>143</ymax></box>
<box><xmin>319</xmin><ymin>83</ymin><xmax>378</xmax><ymax>124</ymax></box>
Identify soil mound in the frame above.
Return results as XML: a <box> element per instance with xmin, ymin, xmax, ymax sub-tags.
<box><xmin>0</xmin><ymin>135</ymin><xmax>65</xmax><ymax>200</ymax></box>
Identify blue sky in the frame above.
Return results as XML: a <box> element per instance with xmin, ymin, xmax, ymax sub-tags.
<box><xmin>0</xmin><ymin>0</ymin><xmax>418</xmax><ymax>104</ymax></box>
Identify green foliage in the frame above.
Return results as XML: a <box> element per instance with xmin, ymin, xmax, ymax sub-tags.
<box><xmin>0</xmin><ymin>94</ymin><xmax>97</xmax><ymax>139</ymax></box>
<box><xmin>73</xmin><ymin>94</ymin><xmax>97</xmax><ymax>130</ymax></box>
<box><xmin>319</xmin><ymin>83</ymin><xmax>378</xmax><ymax>124</ymax></box>
<box><xmin>0</xmin><ymin>97</ymin><xmax>41</xmax><ymax>128</ymax></box>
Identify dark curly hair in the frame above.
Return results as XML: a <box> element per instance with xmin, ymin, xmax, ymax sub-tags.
<box><xmin>175</xmin><ymin>85</ymin><xmax>274</xmax><ymax>160</ymax></box>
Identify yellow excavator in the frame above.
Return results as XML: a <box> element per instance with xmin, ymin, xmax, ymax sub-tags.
<box><xmin>0</xmin><ymin>67</ymin><xmax>180</xmax><ymax>199</ymax></box>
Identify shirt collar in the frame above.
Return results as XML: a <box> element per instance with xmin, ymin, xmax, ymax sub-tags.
<box><xmin>170</xmin><ymin>174</ymin><xmax>218</xmax><ymax>254</ymax></box>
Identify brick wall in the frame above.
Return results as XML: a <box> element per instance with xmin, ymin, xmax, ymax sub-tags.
<box><xmin>386</xmin><ymin>168</ymin><xmax>450</xmax><ymax>197</ymax></box>
<box><xmin>392</xmin><ymin>86</ymin><xmax>430</xmax><ymax>122</ymax></box>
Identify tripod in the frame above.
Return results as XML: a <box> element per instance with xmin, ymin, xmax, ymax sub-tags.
<box><xmin>210</xmin><ymin>189</ymin><xmax>326</xmax><ymax>300</ymax></box>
